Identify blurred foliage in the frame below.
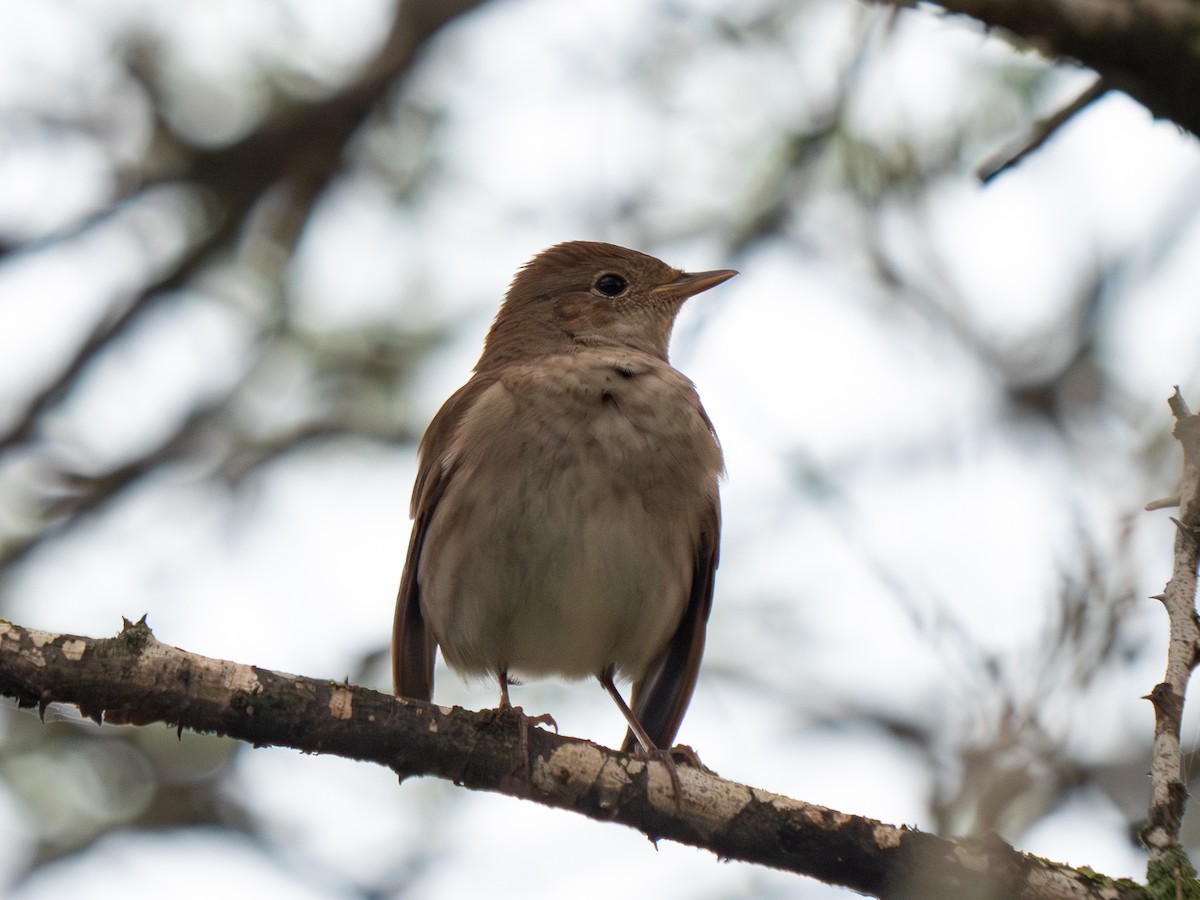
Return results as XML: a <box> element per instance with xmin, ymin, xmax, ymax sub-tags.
<box><xmin>0</xmin><ymin>0</ymin><xmax>1197</xmax><ymax>896</ymax></box>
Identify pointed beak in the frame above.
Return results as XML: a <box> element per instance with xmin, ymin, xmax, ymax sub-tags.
<box><xmin>655</xmin><ymin>268</ymin><xmax>738</xmax><ymax>302</ymax></box>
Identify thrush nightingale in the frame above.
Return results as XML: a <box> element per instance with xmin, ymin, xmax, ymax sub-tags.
<box><xmin>392</xmin><ymin>240</ymin><xmax>735</xmax><ymax>754</ymax></box>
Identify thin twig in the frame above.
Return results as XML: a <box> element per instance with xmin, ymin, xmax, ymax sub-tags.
<box><xmin>1142</xmin><ymin>387</ymin><xmax>1200</xmax><ymax>867</ymax></box>
<box><xmin>977</xmin><ymin>78</ymin><xmax>1109</xmax><ymax>184</ymax></box>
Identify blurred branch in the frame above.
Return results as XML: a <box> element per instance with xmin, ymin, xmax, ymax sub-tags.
<box><xmin>788</xmin><ymin>451</ymin><xmax>1140</xmax><ymax>841</ymax></box>
<box><xmin>0</xmin><ymin>390</ymin><xmax>420</xmax><ymax>571</ymax></box>
<box><xmin>1141</xmin><ymin>389</ymin><xmax>1200</xmax><ymax>883</ymax></box>
<box><xmin>0</xmin><ymin>208</ymin><xmax>233</xmax><ymax>452</ymax></box>
<box><xmin>0</xmin><ymin>0</ymin><xmax>485</xmax><ymax>576</ymax></box>
<box><xmin>0</xmin><ymin>0</ymin><xmax>487</xmax><ymax>453</ymax></box>
<box><xmin>0</xmin><ymin>617</ymin><xmax>1146</xmax><ymax>900</ymax></box>
<box><xmin>977</xmin><ymin>78</ymin><xmax>1110</xmax><ymax>183</ymax></box>
<box><xmin>878</xmin><ymin>0</ymin><xmax>1200</xmax><ymax>138</ymax></box>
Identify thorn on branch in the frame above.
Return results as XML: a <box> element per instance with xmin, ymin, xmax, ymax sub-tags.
<box><xmin>119</xmin><ymin>614</ymin><xmax>154</xmax><ymax>652</ymax></box>
<box><xmin>1144</xmin><ymin>682</ymin><xmax>1184</xmax><ymax>721</ymax></box>
<box><xmin>1168</xmin><ymin>386</ymin><xmax>1192</xmax><ymax>421</ymax></box>
<box><xmin>1168</xmin><ymin>517</ymin><xmax>1200</xmax><ymax>538</ymax></box>
<box><xmin>79</xmin><ymin>699</ymin><xmax>105</xmax><ymax>725</ymax></box>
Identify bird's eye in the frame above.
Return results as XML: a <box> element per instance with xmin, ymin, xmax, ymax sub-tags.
<box><xmin>594</xmin><ymin>274</ymin><xmax>627</xmax><ymax>297</ymax></box>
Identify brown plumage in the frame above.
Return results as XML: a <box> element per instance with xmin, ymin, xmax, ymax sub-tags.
<box><xmin>392</xmin><ymin>240</ymin><xmax>734</xmax><ymax>753</ymax></box>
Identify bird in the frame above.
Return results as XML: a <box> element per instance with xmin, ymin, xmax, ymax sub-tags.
<box><xmin>392</xmin><ymin>240</ymin><xmax>734</xmax><ymax>756</ymax></box>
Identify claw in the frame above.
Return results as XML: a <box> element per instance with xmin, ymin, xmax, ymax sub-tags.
<box><xmin>598</xmin><ymin>665</ymin><xmax>688</xmax><ymax>809</ymax></box>
<box><xmin>496</xmin><ymin>668</ymin><xmax>557</xmax><ymax>771</ymax></box>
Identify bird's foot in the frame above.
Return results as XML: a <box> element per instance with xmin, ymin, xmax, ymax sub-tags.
<box><xmin>496</xmin><ymin>703</ymin><xmax>558</xmax><ymax>772</ymax></box>
<box><xmin>495</xmin><ymin>670</ymin><xmax>557</xmax><ymax>769</ymax></box>
<box><xmin>665</xmin><ymin>743</ymin><xmax>716</xmax><ymax>776</ymax></box>
<box><xmin>632</xmin><ymin>745</ymin><xmax>686</xmax><ymax>809</ymax></box>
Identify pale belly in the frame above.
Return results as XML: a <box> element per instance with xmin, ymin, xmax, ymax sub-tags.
<box><xmin>416</xmin><ymin>352</ymin><xmax>721</xmax><ymax>681</ymax></box>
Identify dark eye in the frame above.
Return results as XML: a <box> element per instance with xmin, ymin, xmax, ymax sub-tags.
<box><xmin>594</xmin><ymin>273</ymin><xmax>627</xmax><ymax>296</ymax></box>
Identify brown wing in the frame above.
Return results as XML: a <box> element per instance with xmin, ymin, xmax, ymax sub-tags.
<box><xmin>392</xmin><ymin>476</ymin><xmax>441</xmax><ymax>700</ymax></box>
<box><xmin>621</xmin><ymin>494</ymin><xmax>720</xmax><ymax>752</ymax></box>
<box><xmin>392</xmin><ymin>376</ymin><xmax>492</xmax><ymax>700</ymax></box>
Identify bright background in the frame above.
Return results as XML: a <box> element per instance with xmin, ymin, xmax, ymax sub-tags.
<box><xmin>1</xmin><ymin>0</ymin><xmax>1199</xmax><ymax>897</ymax></box>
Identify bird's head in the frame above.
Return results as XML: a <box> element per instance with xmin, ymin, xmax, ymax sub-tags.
<box><xmin>478</xmin><ymin>241</ymin><xmax>736</xmax><ymax>368</ymax></box>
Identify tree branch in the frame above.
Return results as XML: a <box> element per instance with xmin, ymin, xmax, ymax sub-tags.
<box><xmin>976</xmin><ymin>78</ymin><xmax>1110</xmax><ymax>183</ymax></box>
<box><xmin>1141</xmin><ymin>389</ymin><xmax>1200</xmax><ymax>880</ymax></box>
<box><xmin>0</xmin><ymin>617</ymin><xmax>1144</xmax><ymax>899</ymax></box>
<box><xmin>881</xmin><ymin>0</ymin><xmax>1200</xmax><ymax>138</ymax></box>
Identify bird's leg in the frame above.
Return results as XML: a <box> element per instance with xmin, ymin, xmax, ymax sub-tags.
<box><xmin>598</xmin><ymin>666</ymin><xmax>684</xmax><ymax>805</ymax></box>
<box><xmin>598</xmin><ymin>666</ymin><xmax>656</xmax><ymax>754</ymax></box>
<box><xmin>496</xmin><ymin>668</ymin><xmax>558</xmax><ymax>727</ymax></box>
<box><xmin>496</xmin><ymin>668</ymin><xmax>557</xmax><ymax>772</ymax></box>
<box><xmin>498</xmin><ymin>668</ymin><xmax>514</xmax><ymax>710</ymax></box>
